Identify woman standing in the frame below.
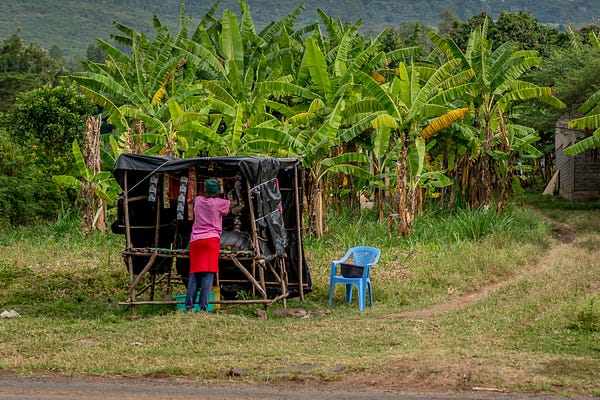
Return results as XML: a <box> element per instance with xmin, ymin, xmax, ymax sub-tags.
<box><xmin>185</xmin><ymin>178</ymin><xmax>230</xmax><ymax>312</ymax></box>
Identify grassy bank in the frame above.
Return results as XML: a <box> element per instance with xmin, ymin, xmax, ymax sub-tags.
<box><xmin>0</xmin><ymin>195</ymin><xmax>599</xmax><ymax>396</ymax></box>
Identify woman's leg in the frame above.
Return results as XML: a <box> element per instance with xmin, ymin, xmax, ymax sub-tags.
<box><xmin>198</xmin><ymin>272</ymin><xmax>215</xmax><ymax>311</ymax></box>
<box><xmin>185</xmin><ymin>273</ymin><xmax>199</xmax><ymax>311</ymax></box>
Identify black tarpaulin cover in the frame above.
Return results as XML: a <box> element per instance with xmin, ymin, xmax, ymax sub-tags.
<box><xmin>240</xmin><ymin>158</ymin><xmax>286</xmax><ymax>257</ymax></box>
<box><xmin>112</xmin><ymin>153</ymin><xmax>311</xmax><ymax>298</ymax></box>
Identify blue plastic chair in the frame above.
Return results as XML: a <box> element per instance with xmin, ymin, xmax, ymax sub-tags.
<box><xmin>328</xmin><ymin>246</ymin><xmax>381</xmax><ymax>311</ymax></box>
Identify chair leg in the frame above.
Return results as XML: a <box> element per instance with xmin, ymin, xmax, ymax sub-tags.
<box><xmin>345</xmin><ymin>284</ymin><xmax>353</xmax><ymax>303</ymax></box>
<box><xmin>357</xmin><ymin>282</ymin><xmax>365</xmax><ymax>311</ymax></box>
<box><xmin>328</xmin><ymin>281</ymin><xmax>334</xmax><ymax>307</ymax></box>
<box><xmin>331</xmin><ymin>281</ymin><xmax>371</xmax><ymax>310</ymax></box>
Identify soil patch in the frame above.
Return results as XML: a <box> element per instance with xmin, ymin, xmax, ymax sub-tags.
<box><xmin>551</xmin><ymin>223</ymin><xmax>577</xmax><ymax>244</ymax></box>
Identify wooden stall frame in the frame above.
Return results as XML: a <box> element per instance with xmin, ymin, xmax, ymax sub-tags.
<box><xmin>117</xmin><ymin>165</ymin><xmax>305</xmax><ymax>316</ymax></box>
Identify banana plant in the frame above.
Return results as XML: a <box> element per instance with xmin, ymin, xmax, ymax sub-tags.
<box><xmin>53</xmin><ymin>141</ymin><xmax>120</xmax><ymax>231</ymax></box>
<box><xmin>186</xmin><ymin>3</ymin><xmax>309</xmax><ymax>156</ymax></box>
<box><xmin>341</xmin><ymin>58</ymin><xmax>472</xmax><ymax>234</ymax></box>
<box><xmin>64</xmin><ymin>6</ymin><xmax>209</xmax><ymax>156</ymax></box>
<box><xmin>428</xmin><ymin>20</ymin><xmax>565</xmax><ymax>210</ymax></box>
<box><xmin>408</xmin><ymin>137</ymin><xmax>453</xmax><ymax>201</ymax></box>
<box><xmin>566</xmin><ymin>28</ymin><xmax>600</xmax><ymax>152</ymax></box>
<box><xmin>279</xmin><ymin>26</ymin><xmax>381</xmax><ymax>236</ymax></box>
<box><xmin>565</xmin><ymin>88</ymin><xmax>600</xmax><ymax>155</ymax></box>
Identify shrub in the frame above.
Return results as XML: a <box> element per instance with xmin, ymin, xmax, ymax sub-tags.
<box><xmin>0</xmin><ymin>129</ymin><xmax>71</xmax><ymax>228</ymax></box>
<box><xmin>569</xmin><ymin>296</ymin><xmax>600</xmax><ymax>332</ymax></box>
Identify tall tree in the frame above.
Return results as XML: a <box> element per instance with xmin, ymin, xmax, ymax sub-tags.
<box><xmin>437</xmin><ymin>9</ymin><xmax>459</xmax><ymax>36</ymax></box>
<box><xmin>277</xmin><ymin>18</ymin><xmax>379</xmax><ymax>236</ymax></box>
<box><xmin>85</xmin><ymin>42</ymin><xmax>106</xmax><ymax>64</ymax></box>
<box><xmin>447</xmin><ymin>11</ymin><xmax>569</xmax><ymax>56</ymax></box>
<box><xmin>65</xmin><ymin>1</ymin><xmax>309</xmax><ymax>158</ymax></box>
<box><xmin>65</xmin><ymin>9</ymin><xmax>210</xmax><ymax>156</ymax></box>
<box><xmin>185</xmin><ymin>2</ymin><xmax>306</xmax><ymax>156</ymax></box>
<box><xmin>0</xmin><ymin>30</ymin><xmax>68</xmax><ymax>112</ymax></box>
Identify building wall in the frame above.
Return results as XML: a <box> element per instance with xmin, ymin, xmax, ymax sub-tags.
<box><xmin>555</xmin><ymin>115</ymin><xmax>600</xmax><ymax>201</ymax></box>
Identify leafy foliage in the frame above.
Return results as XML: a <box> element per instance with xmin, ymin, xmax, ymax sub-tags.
<box><xmin>1</xmin><ymin>85</ymin><xmax>97</xmax><ymax>175</ymax></box>
<box><xmin>561</xmin><ymin>44</ymin><xmax>600</xmax><ymax>155</ymax></box>
<box><xmin>429</xmin><ymin>21</ymin><xmax>564</xmax><ymax>210</ymax></box>
<box><xmin>0</xmin><ymin>129</ymin><xmax>68</xmax><ymax>228</ymax></box>
<box><xmin>0</xmin><ymin>30</ymin><xmax>68</xmax><ymax>112</ymax></box>
<box><xmin>569</xmin><ymin>296</ymin><xmax>600</xmax><ymax>332</ymax></box>
<box><xmin>0</xmin><ymin>30</ymin><xmax>66</xmax><ymax>76</ymax></box>
<box><xmin>447</xmin><ymin>11</ymin><xmax>570</xmax><ymax>56</ymax></box>
<box><xmin>2</xmin><ymin>1</ymin><xmax>599</xmax><ymax>234</ymax></box>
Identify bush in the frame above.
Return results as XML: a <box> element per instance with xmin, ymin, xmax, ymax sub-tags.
<box><xmin>0</xmin><ymin>129</ymin><xmax>72</xmax><ymax>228</ymax></box>
<box><xmin>569</xmin><ymin>296</ymin><xmax>600</xmax><ymax>332</ymax></box>
<box><xmin>0</xmin><ymin>84</ymin><xmax>96</xmax><ymax>176</ymax></box>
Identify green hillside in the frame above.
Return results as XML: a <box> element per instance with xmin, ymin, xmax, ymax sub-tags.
<box><xmin>1</xmin><ymin>0</ymin><xmax>599</xmax><ymax>60</ymax></box>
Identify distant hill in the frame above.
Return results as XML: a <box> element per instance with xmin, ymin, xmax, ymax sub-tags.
<box><xmin>1</xmin><ymin>0</ymin><xmax>599</xmax><ymax>60</ymax></box>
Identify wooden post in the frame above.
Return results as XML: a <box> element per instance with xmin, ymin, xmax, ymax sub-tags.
<box><xmin>229</xmin><ymin>256</ymin><xmax>267</xmax><ymax>298</ymax></box>
<box><xmin>246</xmin><ymin>181</ymin><xmax>267</xmax><ymax>298</ymax></box>
<box><xmin>166</xmin><ymin>222</ymin><xmax>179</xmax><ymax>299</ymax></box>
<box><xmin>279</xmin><ymin>257</ymin><xmax>287</xmax><ymax>308</ymax></box>
<box><xmin>149</xmin><ymin>185</ymin><xmax>162</xmax><ymax>301</ymax></box>
<box><xmin>122</xmin><ymin>171</ymin><xmax>137</xmax><ymax>316</ymax></box>
<box><xmin>294</xmin><ymin>164</ymin><xmax>304</xmax><ymax>300</ymax></box>
<box><xmin>123</xmin><ymin>171</ymin><xmax>132</xmax><ymax>250</ymax></box>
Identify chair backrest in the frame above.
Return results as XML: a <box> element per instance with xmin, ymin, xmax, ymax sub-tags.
<box><xmin>349</xmin><ymin>246</ymin><xmax>380</xmax><ymax>267</ymax></box>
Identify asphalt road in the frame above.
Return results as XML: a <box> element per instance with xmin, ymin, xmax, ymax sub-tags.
<box><xmin>0</xmin><ymin>376</ymin><xmax>586</xmax><ymax>400</ymax></box>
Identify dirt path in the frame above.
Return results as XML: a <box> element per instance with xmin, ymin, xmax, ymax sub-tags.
<box><xmin>394</xmin><ymin>222</ymin><xmax>578</xmax><ymax>319</ymax></box>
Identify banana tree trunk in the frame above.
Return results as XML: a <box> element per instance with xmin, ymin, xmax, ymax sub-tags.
<box><xmin>81</xmin><ymin>115</ymin><xmax>106</xmax><ymax>232</ymax></box>
<box><xmin>304</xmin><ymin>170</ymin><xmax>328</xmax><ymax>238</ymax></box>
<box><xmin>374</xmin><ymin>185</ymin><xmax>385</xmax><ymax>221</ymax></box>
<box><xmin>396</xmin><ymin>138</ymin><xmax>411</xmax><ymax>236</ymax></box>
<box><xmin>329</xmin><ymin>144</ymin><xmax>359</xmax><ymax>216</ymax></box>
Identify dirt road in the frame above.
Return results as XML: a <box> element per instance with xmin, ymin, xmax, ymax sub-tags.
<box><xmin>0</xmin><ymin>376</ymin><xmax>581</xmax><ymax>400</ymax></box>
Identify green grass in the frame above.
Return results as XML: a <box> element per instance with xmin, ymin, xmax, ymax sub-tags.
<box><xmin>523</xmin><ymin>192</ymin><xmax>600</xmax><ymax>233</ymax></box>
<box><xmin>1</xmin><ymin>194</ymin><xmax>599</xmax><ymax>395</ymax></box>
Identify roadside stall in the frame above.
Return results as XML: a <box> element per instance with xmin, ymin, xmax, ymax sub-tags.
<box><xmin>111</xmin><ymin>154</ymin><xmax>311</xmax><ymax>315</ymax></box>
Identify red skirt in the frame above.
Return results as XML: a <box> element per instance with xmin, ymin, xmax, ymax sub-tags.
<box><xmin>189</xmin><ymin>237</ymin><xmax>220</xmax><ymax>274</ymax></box>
